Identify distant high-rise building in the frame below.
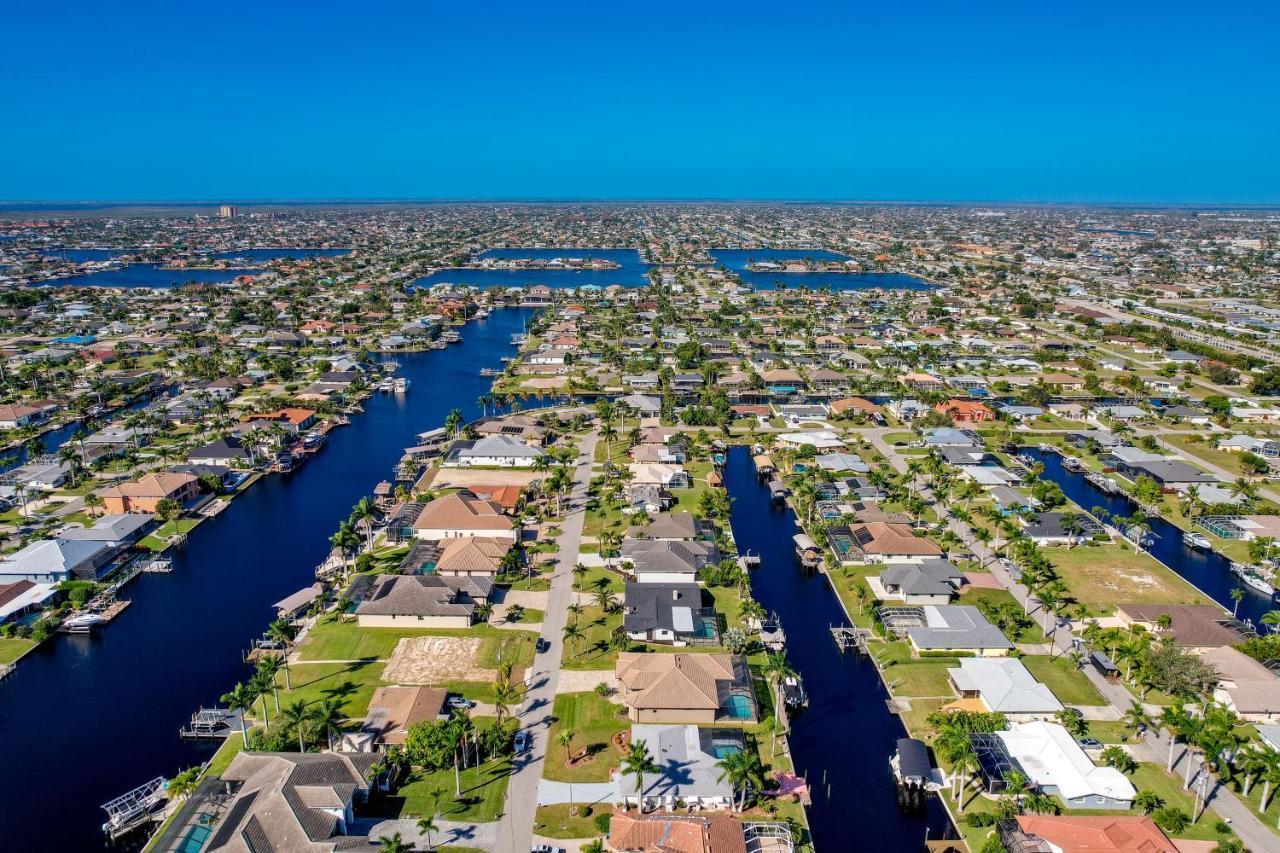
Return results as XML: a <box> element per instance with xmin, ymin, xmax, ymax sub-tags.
<box><xmin>218</xmin><ymin>204</ymin><xmax>237</xmax><ymax>219</ymax></box>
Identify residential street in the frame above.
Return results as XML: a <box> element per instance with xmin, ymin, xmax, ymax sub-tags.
<box><xmin>493</xmin><ymin>431</ymin><xmax>597</xmax><ymax>853</ymax></box>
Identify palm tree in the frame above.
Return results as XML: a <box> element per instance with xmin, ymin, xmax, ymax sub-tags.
<box><xmin>558</xmin><ymin>727</ymin><xmax>577</xmax><ymax>765</ymax></box>
<box><xmin>1262</xmin><ymin>610</ymin><xmax>1280</xmax><ymax>635</ymax></box>
<box><xmin>416</xmin><ymin>813</ymin><xmax>439</xmax><ymax>851</ymax></box>
<box><xmin>219</xmin><ymin>683</ymin><xmax>254</xmax><ymax>747</ymax></box>
<box><xmin>166</xmin><ymin>767</ymin><xmax>200</xmax><ymax>801</ymax></box>
<box><xmin>282</xmin><ymin>699</ymin><xmax>312</xmax><ymax>753</ymax></box>
<box><xmin>492</xmin><ymin>679</ymin><xmax>520</xmax><ymax>728</ymax></box>
<box><xmin>377</xmin><ymin>832</ymin><xmax>411</xmax><ymax>853</ymax></box>
<box><xmin>311</xmin><ymin>697</ymin><xmax>345</xmax><ymax>750</ymax></box>
<box><xmin>572</xmin><ymin>562</ymin><xmax>588</xmax><ymax>590</ymax></box>
<box><xmin>329</xmin><ymin>521</ymin><xmax>361</xmax><ymax>576</ymax></box>
<box><xmin>716</xmin><ymin>749</ymin><xmax>766</xmax><ymax>812</ymax></box>
<box><xmin>562</xmin><ymin>621</ymin><xmax>584</xmax><ymax>654</ymax></box>
<box><xmin>255</xmin><ymin>655</ymin><xmax>284</xmax><ymax>714</ymax></box>
<box><xmin>1132</xmin><ymin>789</ymin><xmax>1165</xmax><ymax>814</ymax></box>
<box><xmin>1159</xmin><ymin>705</ymin><xmax>1191</xmax><ymax>772</ymax></box>
<box><xmin>1256</xmin><ymin>747</ymin><xmax>1280</xmax><ymax>811</ymax></box>
<box><xmin>1230</xmin><ymin>587</ymin><xmax>1245</xmax><ymax>618</ymax></box>
<box><xmin>621</xmin><ymin>739</ymin><xmax>656</xmax><ymax>810</ymax></box>
<box><xmin>350</xmin><ymin>496</ymin><xmax>379</xmax><ymax>552</ymax></box>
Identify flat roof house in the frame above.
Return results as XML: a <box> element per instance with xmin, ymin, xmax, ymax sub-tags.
<box><xmin>879</xmin><ymin>604</ymin><xmax>1014</xmax><ymax>656</ymax></box>
<box><xmin>0</xmin><ymin>538</ymin><xmax>115</xmax><ymax>583</ymax></box>
<box><xmin>974</xmin><ymin>721</ymin><xmax>1135</xmax><ymax>809</ymax></box>
<box><xmin>446</xmin><ymin>434</ymin><xmax>544</xmax><ymax>468</ymax></box>
<box><xmin>623</xmin><ymin>724</ymin><xmax>738</xmax><ymax>811</ymax></box>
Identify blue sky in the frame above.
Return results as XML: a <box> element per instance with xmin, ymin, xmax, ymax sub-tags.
<box><xmin>3</xmin><ymin>0</ymin><xmax>1278</xmax><ymax>203</ymax></box>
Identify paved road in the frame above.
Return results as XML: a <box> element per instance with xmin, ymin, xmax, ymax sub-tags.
<box><xmin>494</xmin><ymin>431</ymin><xmax>598</xmax><ymax>853</ymax></box>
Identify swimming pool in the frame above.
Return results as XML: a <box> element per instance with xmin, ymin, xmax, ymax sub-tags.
<box><xmin>720</xmin><ymin>694</ymin><xmax>754</xmax><ymax>719</ymax></box>
<box><xmin>176</xmin><ymin>822</ymin><xmax>212</xmax><ymax>853</ymax></box>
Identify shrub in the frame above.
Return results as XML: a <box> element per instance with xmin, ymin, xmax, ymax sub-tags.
<box><xmin>1154</xmin><ymin>806</ymin><xmax>1190</xmax><ymax>834</ymax></box>
<box><xmin>593</xmin><ymin>813</ymin><xmax>612</xmax><ymax>834</ymax></box>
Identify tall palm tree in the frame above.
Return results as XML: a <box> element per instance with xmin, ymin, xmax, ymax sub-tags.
<box><xmin>311</xmin><ymin>698</ymin><xmax>345</xmax><ymax>750</ymax></box>
<box><xmin>219</xmin><ymin>683</ymin><xmax>254</xmax><ymax>747</ymax></box>
<box><xmin>716</xmin><ymin>749</ymin><xmax>766</xmax><ymax>812</ymax></box>
<box><xmin>255</xmin><ymin>655</ymin><xmax>284</xmax><ymax>714</ymax></box>
<box><xmin>350</xmin><ymin>497</ymin><xmax>379</xmax><ymax>552</ymax></box>
<box><xmin>562</xmin><ymin>621</ymin><xmax>584</xmax><ymax>654</ymax></box>
<box><xmin>416</xmin><ymin>813</ymin><xmax>439</xmax><ymax>851</ymax></box>
<box><xmin>377</xmin><ymin>832</ymin><xmax>411</xmax><ymax>853</ymax></box>
<box><xmin>621</xmin><ymin>739</ymin><xmax>656</xmax><ymax>811</ymax></box>
<box><xmin>282</xmin><ymin>699</ymin><xmax>312</xmax><ymax>753</ymax></box>
<box><xmin>491</xmin><ymin>680</ymin><xmax>520</xmax><ymax>728</ymax></box>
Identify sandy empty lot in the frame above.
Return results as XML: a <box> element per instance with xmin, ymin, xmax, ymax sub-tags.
<box><xmin>420</xmin><ymin>468</ymin><xmax>541</xmax><ymax>489</ymax></box>
<box><xmin>382</xmin><ymin>636</ymin><xmax>490</xmax><ymax>684</ymax></box>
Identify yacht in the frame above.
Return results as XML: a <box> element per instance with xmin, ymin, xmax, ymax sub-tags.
<box><xmin>1230</xmin><ymin>562</ymin><xmax>1277</xmax><ymax>597</ymax></box>
<box><xmin>62</xmin><ymin>613</ymin><xmax>104</xmax><ymax>632</ymax></box>
<box><xmin>1183</xmin><ymin>532</ymin><xmax>1211</xmax><ymax>550</ymax></box>
<box><xmin>394</xmin><ymin>377</ymin><xmax>409</xmax><ymax>393</ymax></box>
<box><xmin>781</xmin><ymin>674</ymin><xmax>809</xmax><ymax>709</ymax></box>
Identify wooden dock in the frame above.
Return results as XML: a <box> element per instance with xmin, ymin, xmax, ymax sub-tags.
<box><xmin>831</xmin><ymin>626</ymin><xmax>871</xmax><ymax>654</ymax></box>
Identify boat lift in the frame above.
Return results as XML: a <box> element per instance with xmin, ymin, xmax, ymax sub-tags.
<box><xmin>101</xmin><ymin>776</ymin><xmax>166</xmax><ymax>839</ymax></box>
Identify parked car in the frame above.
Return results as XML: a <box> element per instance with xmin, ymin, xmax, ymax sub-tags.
<box><xmin>535</xmin><ymin>637</ymin><xmax>550</xmax><ymax>653</ymax></box>
<box><xmin>447</xmin><ymin>696</ymin><xmax>476</xmax><ymax>710</ymax></box>
<box><xmin>1076</xmin><ymin>737</ymin><xmax>1102</xmax><ymax>749</ymax></box>
<box><xmin>514</xmin><ymin>730</ymin><xmax>532</xmax><ymax>755</ymax></box>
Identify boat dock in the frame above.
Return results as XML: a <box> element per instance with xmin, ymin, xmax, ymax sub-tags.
<box><xmin>179</xmin><ymin>706</ymin><xmax>244</xmax><ymax>739</ymax></box>
<box><xmin>101</xmin><ymin>777</ymin><xmax>167</xmax><ymax>841</ymax></box>
<box><xmin>831</xmin><ymin>625</ymin><xmax>871</xmax><ymax>654</ymax></box>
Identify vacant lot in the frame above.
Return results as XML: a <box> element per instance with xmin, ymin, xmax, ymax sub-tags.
<box><xmin>1049</xmin><ymin>544</ymin><xmax>1207</xmax><ymax>612</ymax></box>
<box><xmin>383</xmin><ymin>636</ymin><xmax>490</xmax><ymax>684</ymax></box>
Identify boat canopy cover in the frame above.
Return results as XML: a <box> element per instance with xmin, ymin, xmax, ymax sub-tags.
<box><xmin>896</xmin><ymin>738</ymin><xmax>932</xmax><ymax>782</ymax></box>
<box><xmin>792</xmin><ymin>533</ymin><xmax>817</xmax><ymax>550</ymax></box>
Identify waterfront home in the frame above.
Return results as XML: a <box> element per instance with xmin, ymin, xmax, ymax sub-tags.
<box><xmin>0</xmin><ymin>400</ymin><xmax>58</xmax><ymax>430</ymax></box>
<box><xmin>628</xmin><ymin>463</ymin><xmax>690</xmax><ymax>489</ymax></box>
<box><xmin>246</xmin><ymin>407</ymin><xmax>317</xmax><ymax>434</ymax></box>
<box><xmin>474</xmin><ymin>415</ymin><xmax>551</xmax><ymax>446</ymax></box>
<box><xmin>0</xmin><ymin>538</ymin><xmax>114</xmax><ymax>583</ymax></box>
<box><xmin>829</xmin><ymin>396</ymin><xmax>883</xmax><ymax>422</ymax></box>
<box><xmin>1197</xmin><ymin>646</ymin><xmax>1280</xmax><ymax>723</ymax></box>
<box><xmin>187</xmin><ymin>436</ymin><xmax>254</xmax><ymax>468</ymax></box>
<box><xmin>615</xmin><ymin>652</ymin><xmax>755</xmax><ymax>723</ymax></box>
<box><xmin>0</xmin><ymin>457</ymin><xmax>70</xmax><ymax>497</ymax></box>
<box><xmin>57</xmin><ymin>513</ymin><xmax>156</xmax><ymax>548</ymax></box>
<box><xmin>626</xmin><ymin>510</ymin><xmax>710</xmax><ymax>542</ymax></box>
<box><xmin>974</xmin><ymin>721</ymin><xmax>1135</xmax><ymax>808</ymax></box>
<box><xmin>844</xmin><ymin>522</ymin><xmax>943</xmax><ymax>564</ymax></box>
<box><xmin>775</xmin><ymin>430</ymin><xmax>845</xmax><ymax>450</ymax></box>
<box><xmin>610</xmin><ymin>813</ymin><xmax>774</xmax><ymax>853</ymax></box>
<box><xmin>1111</xmin><ymin>455</ymin><xmax>1218</xmax><ymax>492</ymax></box>
<box><xmin>433</xmin><ymin>536</ymin><xmax>510</xmax><ymax>576</ymax></box>
<box><xmin>0</xmin><ymin>579</ymin><xmax>58</xmax><ymax>625</ymax></box>
<box><xmin>946</xmin><ymin>658</ymin><xmax>1064</xmax><ymax>720</ymax></box>
<box><xmin>813</xmin><ymin>451</ymin><xmax>870</xmax><ymax>473</ymax></box>
<box><xmin>1113</xmin><ymin>604</ymin><xmax>1243</xmax><ymax>650</ymax></box>
<box><xmin>622</xmin><ymin>724</ymin><xmax>738</xmax><ymax>811</ymax></box>
<box><xmin>445</xmin><ymin>434</ymin><xmax>543</xmax><ymax>467</ymax></box>
<box><xmin>622</xmin><ymin>538</ymin><xmax>715</xmax><ymax>584</ymax></box>
<box><xmin>871</xmin><ymin>559</ymin><xmax>965</xmax><ymax>605</ymax></box>
<box><xmin>623</xmin><ymin>582</ymin><xmax>714</xmax><ymax>645</ymax></box>
<box><xmin>921</xmin><ymin>427</ymin><xmax>981</xmax><ymax>448</ymax></box>
<box><xmin>879</xmin><ymin>604</ymin><xmax>1014</xmax><ymax>656</ymax></box>
<box><xmin>341</xmin><ymin>686</ymin><xmax>447</xmax><ymax>752</ymax></box>
<box><xmin>935</xmin><ymin>399</ymin><xmax>994</xmax><ymax>424</ymax></box>
<box><xmin>1020</xmin><ymin>511</ymin><xmax>1105</xmax><ymax>546</ymax></box>
<box><xmin>1218</xmin><ymin>434</ymin><xmax>1280</xmax><ymax>458</ymax></box>
<box><xmin>1000</xmin><ymin>816</ymin><xmax>1176</xmax><ymax>853</ymax></box>
<box><xmin>355</xmin><ymin>574</ymin><xmax>492</xmax><ymax>628</ymax></box>
<box><xmin>411</xmin><ymin>492</ymin><xmax>517</xmax><ymax>541</ymax></box>
<box><xmin>888</xmin><ymin>399</ymin><xmax>931</xmax><ymax>421</ymax></box>
<box><xmin>101</xmin><ymin>471</ymin><xmax>199</xmax><ymax>514</ymax></box>
<box><xmin>206</xmin><ymin>752</ymin><xmax>378</xmax><ymax>852</ymax></box>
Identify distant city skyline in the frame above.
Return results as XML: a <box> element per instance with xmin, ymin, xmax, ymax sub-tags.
<box><xmin>4</xmin><ymin>0</ymin><xmax>1278</xmax><ymax>204</ymax></box>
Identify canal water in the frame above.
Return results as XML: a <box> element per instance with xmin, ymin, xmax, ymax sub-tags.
<box><xmin>1024</xmin><ymin>448</ymin><xmax>1269</xmax><ymax>627</ymax></box>
<box><xmin>39</xmin><ymin>264</ymin><xmax>260</xmax><ymax>288</ymax></box>
<box><xmin>709</xmin><ymin>248</ymin><xmax>932</xmax><ymax>291</ymax></box>
<box><xmin>723</xmin><ymin>447</ymin><xmax>949</xmax><ymax>851</ymax></box>
<box><xmin>0</xmin><ymin>309</ymin><xmax>533</xmax><ymax>851</ymax></box>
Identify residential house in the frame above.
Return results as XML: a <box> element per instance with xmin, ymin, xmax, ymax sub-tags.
<box><xmin>101</xmin><ymin>472</ymin><xmax>199</xmax><ymax>514</ymax></box>
<box><xmin>355</xmin><ymin>574</ymin><xmax>492</xmax><ymax>628</ymax></box>
<box><xmin>615</xmin><ymin>653</ymin><xmax>756</xmax><ymax>723</ymax></box>
<box><xmin>623</xmin><ymin>582</ymin><xmax>714</xmax><ymax>645</ymax></box>
<box><xmin>622</xmin><ymin>725</ymin><xmax>738</xmax><ymax>811</ymax></box>
<box><xmin>947</xmin><ymin>658</ymin><xmax>1064</xmax><ymax>720</ymax></box>
<box><xmin>975</xmin><ymin>721</ymin><xmax>1135</xmax><ymax>809</ymax></box>
<box><xmin>411</xmin><ymin>493</ymin><xmax>517</xmax><ymax>541</ymax></box>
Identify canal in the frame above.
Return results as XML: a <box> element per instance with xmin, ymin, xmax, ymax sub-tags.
<box><xmin>1024</xmin><ymin>448</ymin><xmax>1270</xmax><ymax>627</ymax></box>
<box><xmin>723</xmin><ymin>447</ymin><xmax>949</xmax><ymax>851</ymax></box>
<box><xmin>0</xmin><ymin>308</ymin><xmax>533</xmax><ymax>852</ymax></box>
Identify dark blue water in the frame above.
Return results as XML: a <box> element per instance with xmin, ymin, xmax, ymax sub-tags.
<box><xmin>413</xmin><ymin>247</ymin><xmax>651</xmax><ymax>288</ymax></box>
<box><xmin>1024</xmin><ymin>449</ymin><xmax>1261</xmax><ymax>625</ymax></box>
<box><xmin>0</xmin><ymin>309</ymin><xmax>533</xmax><ymax>851</ymax></box>
<box><xmin>724</xmin><ymin>447</ymin><xmax>948</xmax><ymax>850</ymax></box>
<box><xmin>39</xmin><ymin>264</ymin><xmax>259</xmax><ymax>289</ymax></box>
<box><xmin>211</xmin><ymin>248</ymin><xmax>349</xmax><ymax>261</ymax></box>
<box><xmin>710</xmin><ymin>248</ymin><xmax>932</xmax><ymax>291</ymax></box>
<box><xmin>1</xmin><ymin>388</ymin><xmax>173</xmax><ymax>472</ymax></box>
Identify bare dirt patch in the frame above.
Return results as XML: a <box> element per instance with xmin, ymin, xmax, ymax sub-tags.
<box><xmin>382</xmin><ymin>636</ymin><xmax>491</xmax><ymax>684</ymax></box>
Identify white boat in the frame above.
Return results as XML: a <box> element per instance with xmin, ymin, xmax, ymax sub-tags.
<box><xmin>377</xmin><ymin>377</ymin><xmax>396</xmax><ymax>392</ymax></box>
<box><xmin>62</xmin><ymin>613</ymin><xmax>105</xmax><ymax>632</ymax></box>
<box><xmin>1230</xmin><ymin>562</ymin><xmax>1277</xmax><ymax>597</ymax></box>
<box><xmin>394</xmin><ymin>377</ymin><xmax>409</xmax><ymax>393</ymax></box>
<box><xmin>1184</xmin><ymin>532</ymin><xmax>1211</xmax><ymax>550</ymax></box>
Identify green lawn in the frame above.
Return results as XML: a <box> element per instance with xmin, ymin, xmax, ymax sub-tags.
<box><xmin>1048</xmin><ymin>543</ymin><xmax>1208</xmax><ymax>613</ymax></box>
<box><xmin>533</xmin><ymin>804</ymin><xmax>605</xmax><ymax>839</ymax></box>
<box><xmin>272</xmin><ymin>660</ymin><xmax>386</xmax><ymax>719</ymax></box>
<box><xmin>297</xmin><ymin>618</ymin><xmax>536</xmax><ymax>674</ymax></box>
<box><xmin>0</xmin><ymin>637</ymin><xmax>36</xmax><ymax>665</ymax></box>
<box><xmin>561</xmin><ymin>606</ymin><xmax>623</xmax><ymax>671</ymax></box>
<box><xmin>874</xmin><ymin>641</ymin><xmax>961</xmax><ymax>697</ymax></box>
<box><xmin>366</xmin><ymin>759</ymin><xmax>513</xmax><ymax>823</ymax></box>
<box><xmin>544</xmin><ymin>692</ymin><xmax>629</xmax><ymax>783</ymax></box>
<box><xmin>959</xmin><ymin>587</ymin><xmax>1043</xmax><ymax>643</ymax></box>
<box><xmin>1020</xmin><ymin>654</ymin><xmax>1106</xmax><ymax>705</ymax></box>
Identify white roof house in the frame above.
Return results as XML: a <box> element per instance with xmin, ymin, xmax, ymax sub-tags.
<box><xmin>775</xmin><ymin>430</ymin><xmax>845</xmax><ymax>450</ymax></box>
<box><xmin>626</xmin><ymin>724</ymin><xmax>735</xmax><ymax>810</ymax></box>
<box><xmin>948</xmin><ymin>658</ymin><xmax>1063</xmax><ymax>718</ymax></box>
<box><xmin>996</xmin><ymin>721</ymin><xmax>1135</xmax><ymax>808</ymax></box>
<box><xmin>449</xmin><ymin>435</ymin><xmax>543</xmax><ymax>468</ymax></box>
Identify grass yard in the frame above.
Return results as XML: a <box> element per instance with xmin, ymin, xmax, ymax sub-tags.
<box><xmin>874</xmin><ymin>641</ymin><xmax>961</xmax><ymax>698</ymax></box>
<box><xmin>533</xmin><ymin>803</ymin><xmax>604</xmax><ymax>839</ymax></box>
<box><xmin>272</xmin><ymin>660</ymin><xmax>385</xmax><ymax>719</ymax></box>
<box><xmin>0</xmin><ymin>637</ymin><xmax>37</xmax><ymax>665</ymax></box>
<box><xmin>1019</xmin><ymin>654</ymin><xmax>1106</xmax><ymax>705</ymax></box>
<box><xmin>298</xmin><ymin>618</ymin><xmax>536</xmax><ymax>672</ymax></box>
<box><xmin>367</xmin><ymin>759</ymin><xmax>513</xmax><ymax>823</ymax></box>
<box><xmin>959</xmin><ymin>586</ymin><xmax>1044</xmax><ymax>643</ymax></box>
<box><xmin>561</xmin><ymin>605</ymin><xmax>623</xmax><ymax>671</ymax></box>
<box><xmin>543</xmin><ymin>691</ymin><xmax>629</xmax><ymax>783</ymax></box>
<box><xmin>1048</xmin><ymin>543</ymin><xmax>1207</xmax><ymax>613</ymax></box>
